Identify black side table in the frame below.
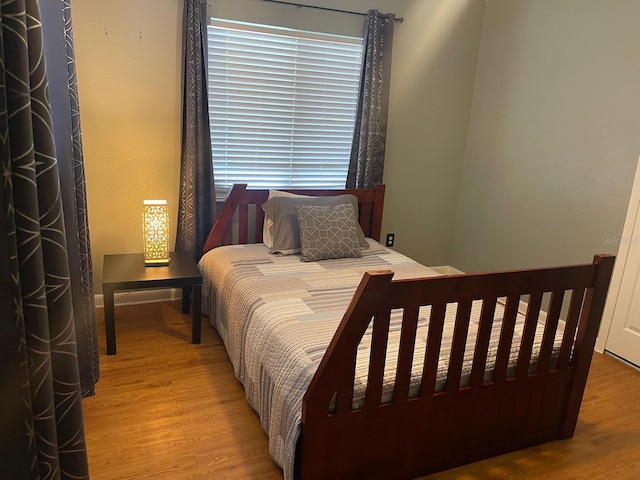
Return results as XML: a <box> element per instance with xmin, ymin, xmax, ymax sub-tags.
<box><xmin>102</xmin><ymin>251</ymin><xmax>203</xmax><ymax>355</ymax></box>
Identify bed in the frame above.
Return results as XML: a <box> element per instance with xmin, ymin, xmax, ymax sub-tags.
<box><xmin>200</xmin><ymin>183</ymin><xmax>614</xmax><ymax>480</ymax></box>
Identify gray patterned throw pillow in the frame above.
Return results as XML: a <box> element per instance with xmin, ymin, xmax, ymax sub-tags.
<box><xmin>262</xmin><ymin>194</ymin><xmax>369</xmax><ymax>255</ymax></box>
<box><xmin>295</xmin><ymin>204</ymin><xmax>363</xmax><ymax>262</ymax></box>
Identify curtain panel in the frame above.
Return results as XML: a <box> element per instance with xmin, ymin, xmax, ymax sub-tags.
<box><xmin>40</xmin><ymin>0</ymin><xmax>99</xmax><ymax>399</ymax></box>
<box><xmin>62</xmin><ymin>0</ymin><xmax>99</xmax><ymax>398</ymax></box>
<box><xmin>0</xmin><ymin>0</ymin><xmax>90</xmax><ymax>477</ymax></box>
<box><xmin>346</xmin><ymin>10</ymin><xmax>395</xmax><ymax>189</ymax></box>
<box><xmin>177</xmin><ymin>0</ymin><xmax>216</xmax><ymax>261</ymax></box>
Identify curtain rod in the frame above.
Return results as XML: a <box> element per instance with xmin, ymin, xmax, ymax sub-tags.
<box><xmin>260</xmin><ymin>0</ymin><xmax>404</xmax><ymax>23</ymax></box>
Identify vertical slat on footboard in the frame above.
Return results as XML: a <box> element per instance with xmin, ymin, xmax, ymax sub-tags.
<box><xmin>470</xmin><ymin>297</ymin><xmax>498</xmax><ymax>388</ymax></box>
<box><xmin>393</xmin><ymin>305</ymin><xmax>420</xmax><ymax>401</ymax></box>
<box><xmin>493</xmin><ymin>295</ymin><xmax>521</xmax><ymax>382</ymax></box>
<box><xmin>537</xmin><ymin>290</ymin><xmax>564</xmax><ymax>374</ymax></box>
<box><xmin>420</xmin><ymin>303</ymin><xmax>446</xmax><ymax>397</ymax></box>
<box><xmin>446</xmin><ymin>300</ymin><xmax>472</xmax><ymax>392</ymax></box>
<box><xmin>516</xmin><ymin>292</ymin><xmax>543</xmax><ymax>378</ymax></box>
<box><xmin>365</xmin><ymin>310</ymin><xmax>391</xmax><ymax>408</ymax></box>
<box><xmin>557</xmin><ymin>289</ymin><xmax>585</xmax><ymax>370</ymax></box>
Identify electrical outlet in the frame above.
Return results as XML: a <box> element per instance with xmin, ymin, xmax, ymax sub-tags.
<box><xmin>385</xmin><ymin>233</ymin><xmax>395</xmax><ymax>248</ymax></box>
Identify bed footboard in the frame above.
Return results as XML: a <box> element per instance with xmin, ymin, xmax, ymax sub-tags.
<box><xmin>301</xmin><ymin>255</ymin><xmax>615</xmax><ymax>479</ymax></box>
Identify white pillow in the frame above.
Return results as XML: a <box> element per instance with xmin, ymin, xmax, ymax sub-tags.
<box><xmin>262</xmin><ymin>190</ymin><xmax>311</xmax><ymax>248</ymax></box>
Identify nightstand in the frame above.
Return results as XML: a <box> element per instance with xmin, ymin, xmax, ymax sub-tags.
<box><xmin>102</xmin><ymin>251</ymin><xmax>202</xmax><ymax>355</ymax></box>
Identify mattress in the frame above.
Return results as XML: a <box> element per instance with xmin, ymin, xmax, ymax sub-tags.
<box><xmin>199</xmin><ymin>240</ymin><xmax>562</xmax><ymax>479</ymax></box>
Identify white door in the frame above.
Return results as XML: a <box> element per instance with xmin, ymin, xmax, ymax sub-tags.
<box><xmin>603</xmin><ymin>227</ymin><xmax>640</xmax><ymax>367</ymax></box>
<box><xmin>600</xmin><ymin>154</ymin><xmax>640</xmax><ymax>367</ymax></box>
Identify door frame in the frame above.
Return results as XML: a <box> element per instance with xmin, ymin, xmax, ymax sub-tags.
<box><xmin>596</xmin><ymin>153</ymin><xmax>640</xmax><ymax>353</ymax></box>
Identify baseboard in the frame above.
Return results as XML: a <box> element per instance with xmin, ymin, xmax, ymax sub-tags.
<box><xmin>605</xmin><ymin>350</ymin><xmax>640</xmax><ymax>371</ymax></box>
<box><xmin>95</xmin><ymin>288</ymin><xmax>182</xmax><ymax>309</ymax></box>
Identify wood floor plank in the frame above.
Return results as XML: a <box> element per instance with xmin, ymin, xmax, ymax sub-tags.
<box><xmin>84</xmin><ymin>301</ymin><xmax>640</xmax><ymax>479</ymax></box>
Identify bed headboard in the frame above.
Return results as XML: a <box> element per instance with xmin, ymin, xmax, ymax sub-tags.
<box><xmin>202</xmin><ymin>184</ymin><xmax>386</xmax><ymax>254</ymax></box>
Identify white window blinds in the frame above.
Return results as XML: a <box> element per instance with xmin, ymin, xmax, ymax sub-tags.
<box><xmin>207</xmin><ymin>19</ymin><xmax>363</xmax><ymax>199</ymax></box>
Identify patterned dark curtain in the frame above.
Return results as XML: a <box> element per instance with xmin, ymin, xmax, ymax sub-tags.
<box><xmin>40</xmin><ymin>0</ymin><xmax>99</xmax><ymax>398</ymax></box>
<box><xmin>346</xmin><ymin>10</ymin><xmax>395</xmax><ymax>189</ymax></box>
<box><xmin>0</xmin><ymin>0</ymin><xmax>90</xmax><ymax>478</ymax></box>
<box><xmin>61</xmin><ymin>0</ymin><xmax>99</xmax><ymax>399</ymax></box>
<box><xmin>176</xmin><ymin>0</ymin><xmax>216</xmax><ymax>260</ymax></box>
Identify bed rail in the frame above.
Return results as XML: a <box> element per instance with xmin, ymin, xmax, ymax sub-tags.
<box><xmin>202</xmin><ymin>184</ymin><xmax>386</xmax><ymax>254</ymax></box>
<box><xmin>301</xmin><ymin>254</ymin><xmax>615</xmax><ymax>479</ymax></box>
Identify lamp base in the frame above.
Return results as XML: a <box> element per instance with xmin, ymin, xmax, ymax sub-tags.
<box><xmin>144</xmin><ymin>258</ymin><xmax>171</xmax><ymax>267</ymax></box>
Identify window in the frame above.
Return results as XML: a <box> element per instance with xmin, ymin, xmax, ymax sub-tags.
<box><xmin>207</xmin><ymin>19</ymin><xmax>363</xmax><ymax>198</ymax></box>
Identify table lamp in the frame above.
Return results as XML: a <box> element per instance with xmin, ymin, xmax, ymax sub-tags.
<box><xmin>143</xmin><ymin>199</ymin><xmax>170</xmax><ymax>266</ymax></box>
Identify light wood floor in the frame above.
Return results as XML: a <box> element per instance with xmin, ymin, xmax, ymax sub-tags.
<box><xmin>84</xmin><ymin>301</ymin><xmax>640</xmax><ymax>479</ymax></box>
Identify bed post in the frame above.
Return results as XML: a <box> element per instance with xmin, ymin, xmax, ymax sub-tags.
<box><xmin>301</xmin><ymin>270</ymin><xmax>394</xmax><ymax>479</ymax></box>
<box><xmin>369</xmin><ymin>184</ymin><xmax>385</xmax><ymax>242</ymax></box>
<box><xmin>560</xmin><ymin>254</ymin><xmax>615</xmax><ymax>438</ymax></box>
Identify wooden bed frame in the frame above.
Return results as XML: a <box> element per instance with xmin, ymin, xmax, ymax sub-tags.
<box><xmin>202</xmin><ymin>184</ymin><xmax>615</xmax><ymax>480</ymax></box>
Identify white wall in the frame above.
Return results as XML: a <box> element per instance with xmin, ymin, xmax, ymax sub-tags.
<box><xmin>451</xmin><ymin>0</ymin><xmax>640</xmax><ymax>272</ymax></box>
<box><xmin>73</xmin><ymin>0</ymin><xmax>486</xmax><ymax>292</ymax></box>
